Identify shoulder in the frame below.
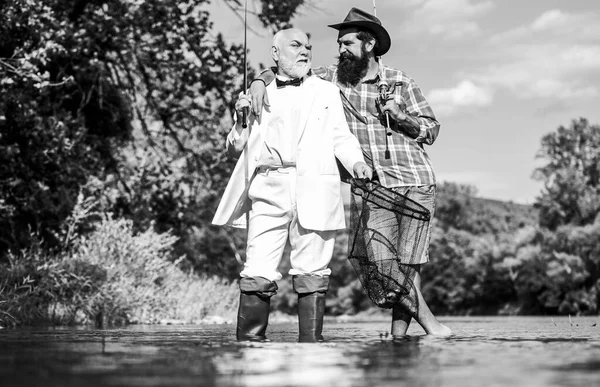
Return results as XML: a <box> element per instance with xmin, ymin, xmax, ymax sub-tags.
<box><xmin>313</xmin><ymin>64</ymin><xmax>338</xmax><ymax>73</ymax></box>
<box><xmin>383</xmin><ymin>65</ymin><xmax>414</xmax><ymax>84</ymax></box>
<box><xmin>311</xmin><ymin>65</ymin><xmax>338</xmax><ymax>83</ymax></box>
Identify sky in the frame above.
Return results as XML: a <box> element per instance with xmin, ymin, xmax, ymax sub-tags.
<box><xmin>207</xmin><ymin>0</ymin><xmax>600</xmax><ymax>204</ymax></box>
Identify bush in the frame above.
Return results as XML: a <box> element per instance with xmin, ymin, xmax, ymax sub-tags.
<box><xmin>0</xmin><ymin>199</ymin><xmax>239</xmax><ymax>328</ymax></box>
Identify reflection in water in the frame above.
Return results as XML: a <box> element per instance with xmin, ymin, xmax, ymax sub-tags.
<box><xmin>215</xmin><ymin>343</ymin><xmax>365</xmax><ymax>387</ymax></box>
<box><xmin>211</xmin><ymin>337</ymin><xmax>426</xmax><ymax>387</ymax></box>
<box><xmin>0</xmin><ymin>317</ymin><xmax>599</xmax><ymax>387</ymax></box>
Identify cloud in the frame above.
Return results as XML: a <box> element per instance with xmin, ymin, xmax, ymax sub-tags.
<box><xmin>468</xmin><ymin>44</ymin><xmax>600</xmax><ymax>101</ymax></box>
<box><xmin>462</xmin><ymin>9</ymin><xmax>600</xmax><ymax>103</ymax></box>
<box><xmin>531</xmin><ymin>9</ymin><xmax>569</xmax><ymax>31</ymax></box>
<box><xmin>491</xmin><ymin>9</ymin><xmax>600</xmax><ymax>43</ymax></box>
<box><xmin>428</xmin><ymin>80</ymin><xmax>493</xmax><ymax>116</ymax></box>
<box><xmin>399</xmin><ymin>0</ymin><xmax>495</xmax><ymax>40</ymax></box>
<box><xmin>526</xmin><ymin>78</ymin><xmax>598</xmax><ymax>100</ymax></box>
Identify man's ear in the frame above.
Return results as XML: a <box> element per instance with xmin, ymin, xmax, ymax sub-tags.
<box><xmin>271</xmin><ymin>46</ymin><xmax>279</xmax><ymax>62</ymax></box>
<box><xmin>364</xmin><ymin>39</ymin><xmax>375</xmax><ymax>54</ymax></box>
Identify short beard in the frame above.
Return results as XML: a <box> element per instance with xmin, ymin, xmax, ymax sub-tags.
<box><xmin>337</xmin><ymin>45</ymin><xmax>370</xmax><ymax>87</ymax></box>
<box><xmin>278</xmin><ymin>56</ymin><xmax>311</xmax><ymax>79</ymax></box>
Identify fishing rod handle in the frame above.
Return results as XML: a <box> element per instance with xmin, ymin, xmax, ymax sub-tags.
<box><xmin>241</xmin><ymin>108</ymin><xmax>248</xmax><ymax>128</ymax></box>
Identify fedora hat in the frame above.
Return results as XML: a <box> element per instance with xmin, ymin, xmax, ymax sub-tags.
<box><xmin>328</xmin><ymin>7</ymin><xmax>391</xmax><ymax>56</ymax></box>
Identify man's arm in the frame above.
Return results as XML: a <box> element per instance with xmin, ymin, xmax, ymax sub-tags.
<box><xmin>248</xmin><ymin>68</ymin><xmax>274</xmax><ymax>120</ymax></box>
<box><xmin>249</xmin><ymin>66</ymin><xmax>336</xmax><ymax>119</ymax></box>
<box><xmin>381</xmin><ymin>77</ymin><xmax>440</xmax><ymax>145</ymax></box>
<box><xmin>226</xmin><ymin>94</ymin><xmax>251</xmax><ymax>158</ymax></box>
<box><xmin>311</xmin><ymin>66</ymin><xmax>335</xmax><ymax>82</ymax></box>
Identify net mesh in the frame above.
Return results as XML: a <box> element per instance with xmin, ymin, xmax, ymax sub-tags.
<box><xmin>348</xmin><ymin>179</ymin><xmax>431</xmax><ymax>312</ymax></box>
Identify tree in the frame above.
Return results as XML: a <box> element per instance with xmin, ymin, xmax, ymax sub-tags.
<box><xmin>533</xmin><ymin>118</ymin><xmax>600</xmax><ymax>230</ymax></box>
<box><xmin>0</xmin><ymin>0</ymin><xmax>131</xmax><ymax>253</ymax></box>
<box><xmin>0</xmin><ymin>0</ymin><xmax>310</xmax><ymax>277</ymax></box>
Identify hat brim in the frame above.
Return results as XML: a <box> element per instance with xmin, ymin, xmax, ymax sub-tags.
<box><xmin>328</xmin><ymin>21</ymin><xmax>391</xmax><ymax>56</ymax></box>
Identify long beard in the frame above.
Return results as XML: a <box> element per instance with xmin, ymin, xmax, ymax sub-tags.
<box><xmin>337</xmin><ymin>49</ymin><xmax>369</xmax><ymax>87</ymax></box>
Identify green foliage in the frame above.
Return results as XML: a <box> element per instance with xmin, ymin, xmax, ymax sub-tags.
<box><xmin>257</xmin><ymin>0</ymin><xmax>306</xmax><ymax>31</ymax></box>
<box><xmin>1</xmin><ymin>0</ymin><xmax>309</xmax><ymax>278</ymax></box>
<box><xmin>436</xmin><ymin>182</ymin><xmax>537</xmax><ymax>235</ymax></box>
<box><xmin>69</xmin><ymin>213</ymin><xmax>239</xmax><ymax>325</ymax></box>
<box><xmin>510</xmin><ymin>221</ymin><xmax>600</xmax><ymax>315</ymax></box>
<box><xmin>0</xmin><ymin>0</ymin><xmax>129</xmax><ymax>253</ymax></box>
<box><xmin>421</xmin><ymin>174</ymin><xmax>600</xmax><ymax>316</ymax></box>
<box><xmin>0</xmin><ymin>0</ymin><xmax>313</xmax><ymax>327</ymax></box>
<box><xmin>0</xmin><ymin>196</ymin><xmax>239</xmax><ymax>328</ymax></box>
<box><xmin>422</xmin><ymin>185</ymin><xmax>538</xmax><ymax>315</ymax></box>
<box><xmin>534</xmin><ymin>118</ymin><xmax>600</xmax><ymax>229</ymax></box>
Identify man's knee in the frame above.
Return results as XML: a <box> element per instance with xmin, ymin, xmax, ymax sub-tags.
<box><xmin>292</xmin><ymin>274</ymin><xmax>329</xmax><ymax>294</ymax></box>
<box><xmin>239</xmin><ymin>276</ymin><xmax>278</xmax><ymax>298</ymax></box>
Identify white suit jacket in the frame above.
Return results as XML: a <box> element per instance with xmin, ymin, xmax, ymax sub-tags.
<box><xmin>212</xmin><ymin>75</ymin><xmax>365</xmax><ymax>231</ymax></box>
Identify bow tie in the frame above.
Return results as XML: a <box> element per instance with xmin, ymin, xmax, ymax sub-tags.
<box><xmin>276</xmin><ymin>77</ymin><xmax>302</xmax><ymax>88</ymax></box>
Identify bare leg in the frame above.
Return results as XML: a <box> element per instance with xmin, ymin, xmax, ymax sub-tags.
<box><xmin>391</xmin><ymin>268</ymin><xmax>421</xmax><ymax>336</ymax></box>
<box><xmin>391</xmin><ymin>266</ymin><xmax>451</xmax><ymax>337</ymax></box>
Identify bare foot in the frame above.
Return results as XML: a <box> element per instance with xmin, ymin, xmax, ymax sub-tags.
<box><xmin>426</xmin><ymin>323</ymin><xmax>452</xmax><ymax>336</ymax></box>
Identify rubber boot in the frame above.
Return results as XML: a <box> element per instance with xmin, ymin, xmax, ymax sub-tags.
<box><xmin>236</xmin><ymin>292</ymin><xmax>271</xmax><ymax>341</ymax></box>
<box><xmin>236</xmin><ymin>277</ymin><xmax>278</xmax><ymax>341</ymax></box>
<box><xmin>293</xmin><ymin>274</ymin><xmax>329</xmax><ymax>343</ymax></box>
<box><xmin>297</xmin><ymin>291</ymin><xmax>326</xmax><ymax>342</ymax></box>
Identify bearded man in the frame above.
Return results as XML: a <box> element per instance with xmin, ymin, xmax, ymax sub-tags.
<box><xmin>213</xmin><ymin>28</ymin><xmax>371</xmax><ymax>342</ymax></box>
<box><xmin>249</xmin><ymin>8</ymin><xmax>451</xmax><ymax>337</ymax></box>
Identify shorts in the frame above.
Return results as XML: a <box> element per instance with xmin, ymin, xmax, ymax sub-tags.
<box><xmin>350</xmin><ymin>184</ymin><xmax>436</xmax><ymax>265</ymax></box>
<box><xmin>390</xmin><ymin>184</ymin><xmax>436</xmax><ymax>264</ymax></box>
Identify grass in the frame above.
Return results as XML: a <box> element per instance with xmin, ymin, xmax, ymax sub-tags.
<box><xmin>0</xmin><ymin>197</ymin><xmax>239</xmax><ymax>328</ymax></box>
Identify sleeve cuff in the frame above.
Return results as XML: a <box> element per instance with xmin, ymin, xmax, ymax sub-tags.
<box><xmin>228</xmin><ymin>128</ymin><xmax>242</xmax><ymax>145</ymax></box>
<box><xmin>415</xmin><ymin>127</ymin><xmax>429</xmax><ymax>142</ymax></box>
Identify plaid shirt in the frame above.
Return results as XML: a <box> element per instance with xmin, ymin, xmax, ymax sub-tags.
<box><xmin>313</xmin><ymin>65</ymin><xmax>440</xmax><ymax>187</ymax></box>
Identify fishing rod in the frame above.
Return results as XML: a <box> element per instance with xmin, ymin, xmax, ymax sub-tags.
<box><xmin>242</xmin><ymin>0</ymin><xmax>250</xmax><ymax>237</ymax></box>
<box><xmin>242</xmin><ymin>0</ymin><xmax>248</xmax><ymax>128</ymax></box>
<box><xmin>372</xmin><ymin>0</ymin><xmax>392</xmax><ymax>159</ymax></box>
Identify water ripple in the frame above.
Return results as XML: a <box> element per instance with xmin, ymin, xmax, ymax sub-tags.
<box><xmin>1</xmin><ymin>316</ymin><xmax>599</xmax><ymax>387</ymax></box>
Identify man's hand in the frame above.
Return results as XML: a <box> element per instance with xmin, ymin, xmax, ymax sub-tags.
<box><xmin>353</xmin><ymin>162</ymin><xmax>373</xmax><ymax>180</ymax></box>
<box><xmin>380</xmin><ymin>96</ymin><xmax>407</xmax><ymax>122</ymax></box>
<box><xmin>380</xmin><ymin>96</ymin><xmax>421</xmax><ymax>138</ymax></box>
<box><xmin>249</xmin><ymin>80</ymin><xmax>270</xmax><ymax>121</ymax></box>
<box><xmin>235</xmin><ymin>94</ymin><xmax>251</xmax><ymax>128</ymax></box>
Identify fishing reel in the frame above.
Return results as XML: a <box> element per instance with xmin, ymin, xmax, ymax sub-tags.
<box><xmin>377</xmin><ymin>80</ymin><xmax>403</xmax><ymax>109</ymax></box>
<box><xmin>377</xmin><ymin>80</ymin><xmax>403</xmax><ymax>159</ymax></box>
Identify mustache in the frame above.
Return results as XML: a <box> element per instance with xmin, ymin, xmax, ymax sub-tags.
<box><xmin>337</xmin><ymin>52</ymin><xmax>357</xmax><ymax>61</ymax></box>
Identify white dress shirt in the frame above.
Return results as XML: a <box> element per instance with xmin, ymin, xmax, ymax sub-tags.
<box><xmin>256</xmin><ymin>76</ymin><xmax>305</xmax><ymax>168</ymax></box>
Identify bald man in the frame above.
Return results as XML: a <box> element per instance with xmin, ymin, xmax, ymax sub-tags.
<box><xmin>213</xmin><ymin>28</ymin><xmax>372</xmax><ymax>342</ymax></box>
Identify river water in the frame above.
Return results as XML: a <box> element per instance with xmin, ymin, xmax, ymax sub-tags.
<box><xmin>1</xmin><ymin>316</ymin><xmax>599</xmax><ymax>387</ymax></box>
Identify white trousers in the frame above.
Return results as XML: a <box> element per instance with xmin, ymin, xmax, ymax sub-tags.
<box><xmin>240</xmin><ymin>167</ymin><xmax>335</xmax><ymax>282</ymax></box>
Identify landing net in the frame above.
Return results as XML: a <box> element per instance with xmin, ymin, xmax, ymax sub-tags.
<box><xmin>348</xmin><ymin>179</ymin><xmax>431</xmax><ymax>311</ymax></box>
